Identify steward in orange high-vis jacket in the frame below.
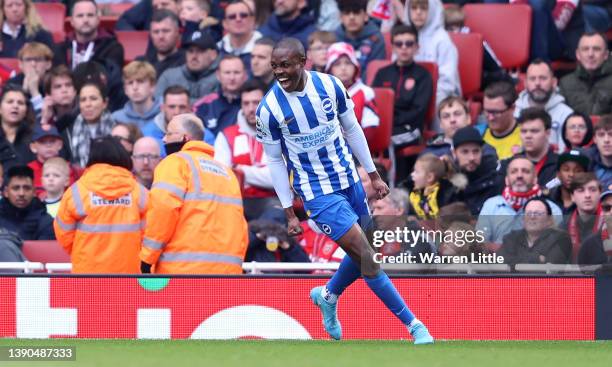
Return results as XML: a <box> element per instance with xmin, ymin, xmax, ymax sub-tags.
<box><xmin>140</xmin><ymin>114</ymin><xmax>248</xmax><ymax>274</ymax></box>
<box><xmin>54</xmin><ymin>137</ymin><xmax>149</xmax><ymax>273</ymax></box>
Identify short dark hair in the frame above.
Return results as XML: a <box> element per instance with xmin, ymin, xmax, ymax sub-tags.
<box><xmin>240</xmin><ymin>79</ymin><xmax>267</xmax><ymax>96</ymax></box>
<box><xmin>528</xmin><ymin>58</ymin><xmax>554</xmax><ymax>75</ymax></box>
<box><xmin>73</xmin><ymin>61</ymin><xmax>107</xmax><ymax>93</ymax></box>
<box><xmin>391</xmin><ymin>24</ymin><xmax>419</xmax><ymax>44</ymax></box>
<box><xmin>595</xmin><ymin>114</ymin><xmax>612</xmax><ymax>132</ymax></box>
<box><xmin>219</xmin><ymin>54</ymin><xmax>246</xmax><ymax>71</ymax></box>
<box><xmin>580</xmin><ymin>31</ymin><xmax>609</xmax><ymax>50</ymax></box>
<box><xmin>163</xmin><ymin>85</ymin><xmax>190</xmax><ymax>100</ymax></box>
<box><xmin>87</xmin><ymin>136</ymin><xmax>133</xmax><ymax>171</ymax></box>
<box><xmin>524</xmin><ymin>197</ymin><xmax>552</xmax><ymax>216</ymax></box>
<box><xmin>255</xmin><ymin>37</ymin><xmax>275</xmax><ymax>48</ymax></box>
<box><xmin>43</xmin><ymin>65</ymin><xmax>74</xmax><ymax>96</ymax></box>
<box><xmin>562</xmin><ymin>112</ymin><xmax>593</xmax><ymax>148</ymax></box>
<box><xmin>337</xmin><ymin>0</ymin><xmax>368</xmax><ymax>13</ymax></box>
<box><xmin>569</xmin><ymin>172</ymin><xmax>600</xmax><ymax>194</ymax></box>
<box><xmin>151</xmin><ymin>9</ymin><xmax>180</xmax><ymax>28</ymax></box>
<box><xmin>484</xmin><ymin>80</ymin><xmax>517</xmax><ymax>108</ymax></box>
<box><xmin>71</xmin><ymin>0</ymin><xmax>98</xmax><ymax>13</ymax></box>
<box><xmin>517</xmin><ymin>107</ymin><xmax>552</xmax><ymax>130</ymax></box>
<box><xmin>78</xmin><ymin>80</ymin><xmax>107</xmax><ymax>100</ymax></box>
<box><xmin>6</xmin><ymin>166</ymin><xmax>34</xmax><ymax>182</ymax></box>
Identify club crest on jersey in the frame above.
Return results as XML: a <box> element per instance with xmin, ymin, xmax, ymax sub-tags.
<box><xmin>321</xmin><ymin>97</ymin><xmax>334</xmax><ymax>114</ymax></box>
<box><xmin>321</xmin><ymin>224</ymin><xmax>332</xmax><ymax>235</ymax></box>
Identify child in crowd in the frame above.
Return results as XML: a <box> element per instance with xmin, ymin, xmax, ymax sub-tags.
<box><xmin>325</xmin><ymin>42</ymin><xmax>379</xmax><ymax>141</ymax></box>
<box><xmin>28</xmin><ymin>126</ymin><xmax>67</xmax><ymax>198</ymax></box>
<box><xmin>179</xmin><ymin>0</ymin><xmax>223</xmax><ymax>43</ymax></box>
<box><xmin>42</xmin><ymin>157</ymin><xmax>71</xmax><ymax>218</ymax></box>
<box><xmin>307</xmin><ymin>31</ymin><xmax>337</xmax><ymax>73</ymax></box>
<box><xmin>409</xmin><ymin>153</ymin><xmax>462</xmax><ymax>220</ymax></box>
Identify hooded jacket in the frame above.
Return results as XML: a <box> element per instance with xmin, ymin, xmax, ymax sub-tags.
<box><xmin>335</xmin><ymin>20</ymin><xmax>387</xmax><ymax>80</ymax></box>
<box><xmin>453</xmin><ymin>146</ymin><xmax>503</xmax><ymax>215</ymax></box>
<box><xmin>155</xmin><ymin>56</ymin><xmax>221</xmax><ymax>104</ymax></box>
<box><xmin>514</xmin><ymin>90</ymin><xmax>574</xmax><ymax>152</ymax></box>
<box><xmin>54</xmin><ymin>29</ymin><xmax>125</xmax><ymax>72</ymax></box>
<box><xmin>111</xmin><ymin>97</ymin><xmax>162</xmax><ymax>129</ymax></box>
<box><xmin>194</xmin><ymin>90</ymin><xmax>241</xmax><ymax>138</ymax></box>
<box><xmin>586</xmin><ymin>144</ymin><xmax>612</xmax><ymax>189</ymax></box>
<box><xmin>559</xmin><ymin>57</ymin><xmax>612</xmax><ymax>115</ymax></box>
<box><xmin>258</xmin><ymin>11</ymin><xmax>317</xmax><ymax>48</ymax></box>
<box><xmin>0</xmin><ymin>197</ymin><xmax>55</xmax><ymax>241</ymax></box>
<box><xmin>54</xmin><ymin>164</ymin><xmax>149</xmax><ymax>273</ymax></box>
<box><xmin>404</xmin><ymin>0</ymin><xmax>461</xmax><ymax>106</ymax></box>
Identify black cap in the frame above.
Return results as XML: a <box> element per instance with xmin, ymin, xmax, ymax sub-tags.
<box><xmin>32</xmin><ymin>125</ymin><xmax>61</xmax><ymax>141</ymax></box>
<box><xmin>557</xmin><ymin>148</ymin><xmax>590</xmax><ymax>171</ymax></box>
<box><xmin>182</xmin><ymin>30</ymin><xmax>218</xmax><ymax>51</ymax></box>
<box><xmin>452</xmin><ymin>126</ymin><xmax>484</xmax><ymax>148</ymax></box>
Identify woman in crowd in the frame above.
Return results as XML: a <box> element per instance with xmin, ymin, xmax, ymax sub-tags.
<box><xmin>562</xmin><ymin>113</ymin><xmax>594</xmax><ymax>151</ymax></box>
<box><xmin>54</xmin><ymin>136</ymin><xmax>148</xmax><ymax>274</ymax></box>
<box><xmin>0</xmin><ymin>84</ymin><xmax>35</xmax><ymax>170</ymax></box>
<box><xmin>111</xmin><ymin>122</ymin><xmax>142</xmax><ymax>155</ymax></box>
<box><xmin>0</xmin><ymin>0</ymin><xmax>54</xmax><ymax>58</ymax></box>
<box><xmin>65</xmin><ymin>81</ymin><xmax>116</xmax><ymax>167</ymax></box>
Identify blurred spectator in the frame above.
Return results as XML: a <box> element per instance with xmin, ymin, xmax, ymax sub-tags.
<box><xmin>112</xmin><ymin>61</ymin><xmax>161</xmax><ymax>129</ymax></box>
<box><xmin>579</xmin><ymin>189</ymin><xmax>612</xmax><ymax>264</ymax></box>
<box><xmin>56</xmin><ymin>0</ymin><xmax>125</xmax><ymax>72</ymax></box>
<box><xmin>498</xmin><ymin>197</ymin><xmax>571</xmax><ymax>266</ymax></box>
<box><xmin>258</xmin><ymin>0</ymin><xmax>317</xmax><ymax>48</ymax></box>
<box><xmin>0</xmin><ymin>0</ymin><xmax>54</xmax><ymax>58</ymax></box>
<box><xmin>335</xmin><ymin>0</ymin><xmax>386</xmax><ymax>80</ymax></box>
<box><xmin>451</xmin><ymin>126</ymin><xmax>502</xmax><ymax>215</ymax></box>
<box><xmin>111</xmin><ymin>122</ymin><xmax>143</xmax><ymax>154</ymax></box>
<box><xmin>325</xmin><ymin>42</ymin><xmax>379</xmax><ymax>141</ymax></box>
<box><xmin>40</xmin><ymin>66</ymin><xmax>78</xmax><ymax>133</ymax></box>
<box><xmin>586</xmin><ymin>115</ymin><xmax>612</xmax><ymax>189</ymax></box>
<box><xmin>409</xmin><ymin>153</ymin><xmax>460</xmax><ymax>219</ymax></box>
<box><xmin>561</xmin><ymin>112</ymin><xmax>594</xmax><ymax>151</ymax></box>
<box><xmin>246</xmin><ymin>218</ymin><xmax>310</xmax><ymax>265</ymax></box>
<box><xmin>156</xmin><ymin>31</ymin><xmax>220</xmax><ymax>103</ymax></box>
<box><xmin>132</xmin><ymin>136</ymin><xmax>161</xmax><ymax>189</ymax></box>
<box><xmin>423</xmin><ymin>96</ymin><xmax>470</xmax><ymax>157</ymax></box>
<box><xmin>180</xmin><ymin>0</ymin><xmax>222</xmax><ymax>43</ymax></box>
<box><xmin>41</xmin><ymin>157</ymin><xmax>70</xmax><ymax>218</ymax></box>
<box><xmin>566</xmin><ymin>172</ymin><xmax>602</xmax><ymax>261</ymax></box>
<box><xmin>194</xmin><ymin>55</ymin><xmax>247</xmax><ymax>137</ymax></box>
<box><xmin>444</xmin><ymin>4</ymin><xmax>509</xmax><ymax>90</ymax></box>
<box><xmin>65</xmin><ymin>81</ymin><xmax>116</xmax><ymax>167</ymax></box>
<box><xmin>0</xmin><ymin>229</ymin><xmax>26</xmax><ymax>265</ymax></box>
<box><xmin>559</xmin><ymin>31</ymin><xmax>612</xmax><ymax>116</ymax></box>
<box><xmin>546</xmin><ymin>148</ymin><xmax>589</xmax><ymax>213</ymax></box>
<box><xmin>314</xmin><ymin>0</ymin><xmax>341</xmax><ymax>31</ymax></box>
<box><xmin>372</xmin><ymin>24</ymin><xmax>432</xmax><ymax>149</ymax></box>
<box><xmin>0</xmin><ymin>84</ymin><xmax>35</xmax><ymax>170</ymax></box>
<box><xmin>214</xmin><ymin>79</ymin><xmax>279</xmax><ymax>220</ymax></box>
<box><xmin>514</xmin><ymin>59</ymin><xmax>574</xmax><ymax>152</ymax></box>
<box><xmin>142</xmin><ymin>85</ymin><xmax>192</xmax><ymax>151</ymax></box>
<box><xmin>54</xmin><ymin>137</ymin><xmax>148</xmax><ymax>273</ymax></box>
<box><xmin>481</xmin><ymin>81</ymin><xmax>522</xmax><ymax>160</ymax></box>
<box><xmin>72</xmin><ymin>60</ymin><xmax>127</xmax><ymax>113</ymax></box>
<box><xmin>27</xmin><ymin>125</ymin><xmax>69</xmax><ymax>198</ymax></box>
<box><xmin>371</xmin><ymin>0</ymin><xmax>407</xmax><ymax>33</ymax></box>
<box><xmin>251</xmin><ymin>37</ymin><xmax>275</xmax><ymax>90</ymax></box>
<box><xmin>582</xmin><ymin>1</ymin><xmax>611</xmax><ymax>32</ymax></box>
<box><xmin>477</xmin><ymin>157</ymin><xmax>562</xmax><ymax>246</ymax></box>
<box><xmin>139</xmin><ymin>10</ymin><xmax>185</xmax><ymax>78</ymax></box>
<box><xmin>438</xmin><ymin>221</ymin><xmax>488</xmax><ymax>257</ymax></box>
<box><xmin>404</xmin><ymin>0</ymin><xmax>461</xmax><ymax>109</ymax></box>
<box><xmin>9</xmin><ymin>42</ymin><xmax>52</xmax><ymax>118</ymax></box>
<box><xmin>218</xmin><ymin>0</ymin><xmax>262</xmax><ymax>69</ymax></box>
<box><xmin>0</xmin><ymin>165</ymin><xmax>54</xmax><ymax>240</ymax></box>
<box><xmin>140</xmin><ymin>113</ymin><xmax>248</xmax><ymax>274</ymax></box>
<box><xmin>306</xmin><ymin>30</ymin><xmax>336</xmax><ymax>73</ymax></box>
<box><xmin>117</xmin><ymin>0</ymin><xmax>179</xmax><ymax>31</ymax></box>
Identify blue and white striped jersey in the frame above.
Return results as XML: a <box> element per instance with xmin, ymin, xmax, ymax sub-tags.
<box><xmin>255</xmin><ymin>71</ymin><xmax>360</xmax><ymax>202</ymax></box>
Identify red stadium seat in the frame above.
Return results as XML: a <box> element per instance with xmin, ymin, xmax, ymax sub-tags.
<box><xmin>365</xmin><ymin>59</ymin><xmax>389</xmax><ymax>86</ymax></box>
<box><xmin>116</xmin><ymin>31</ymin><xmax>149</xmax><ymax>63</ymax></box>
<box><xmin>591</xmin><ymin>115</ymin><xmax>601</xmax><ymax>127</ymax></box>
<box><xmin>0</xmin><ymin>57</ymin><xmax>20</xmax><ymax>74</ymax></box>
<box><xmin>99</xmin><ymin>2</ymin><xmax>135</xmax><ymax>16</ymax></box>
<box><xmin>21</xmin><ymin>240</ymin><xmax>70</xmax><ymax>263</ymax></box>
<box><xmin>34</xmin><ymin>3</ymin><xmax>66</xmax><ymax>43</ymax></box>
<box><xmin>368</xmin><ymin>88</ymin><xmax>394</xmax><ymax>155</ymax></box>
<box><xmin>463</xmin><ymin>4</ymin><xmax>532</xmax><ymax>69</ymax></box>
<box><xmin>449</xmin><ymin>32</ymin><xmax>483</xmax><ymax>98</ymax></box>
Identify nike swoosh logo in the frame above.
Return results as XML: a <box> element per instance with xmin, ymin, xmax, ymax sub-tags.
<box><xmin>395</xmin><ymin>307</ymin><xmax>406</xmax><ymax>316</ymax></box>
<box><xmin>284</xmin><ymin>117</ymin><xmax>295</xmax><ymax>124</ymax></box>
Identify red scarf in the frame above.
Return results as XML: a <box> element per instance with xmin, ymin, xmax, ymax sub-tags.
<box><xmin>568</xmin><ymin>206</ymin><xmax>604</xmax><ymax>262</ymax></box>
<box><xmin>502</xmin><ymin>185</ymin><xmax>542</xmax><ymax>211</ymax></box>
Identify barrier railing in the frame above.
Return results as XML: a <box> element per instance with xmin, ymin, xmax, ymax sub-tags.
<box><xmin>0</xmin><ymin>262</ymin><xmax>45</xmax><ymax>273</ymax></box>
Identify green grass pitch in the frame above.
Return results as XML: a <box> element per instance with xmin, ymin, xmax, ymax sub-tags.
<box><xmin>1</xmin><ymin>339</ymin><xmax>611</xmax><ymax>367</ymax></box>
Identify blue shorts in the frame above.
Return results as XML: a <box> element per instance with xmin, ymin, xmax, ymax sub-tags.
<box><xmin>303</xmin><ymin>182</ymin><xmax>371</xmax><ymax>241</ymax></box>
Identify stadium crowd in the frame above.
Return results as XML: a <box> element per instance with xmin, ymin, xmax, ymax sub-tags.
<box><xmin>0</xmin><ymin>0</ymin><xmax>611</xmax><ymax>273</ymax></box>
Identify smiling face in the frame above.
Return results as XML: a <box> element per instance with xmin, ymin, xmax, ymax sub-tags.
<box><xmin>271</xmin><ymin>46</ymin><xmax>306</xmax><ymax>93</ymax></box>
<box><xmin>524</xmin><ymin>200</ymin><xmax>551</xmax><ymax>234</ymax></box>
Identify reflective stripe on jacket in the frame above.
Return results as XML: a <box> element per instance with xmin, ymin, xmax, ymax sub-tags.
<box><xmin>140</xmin><ymin>141</ymin><xmax>248</xmax><ymax>274</ymax></box>
<box><xmin>54</xmin><ymin>163</ymin><xmax>148</xmax><ymax>273</ymax></box>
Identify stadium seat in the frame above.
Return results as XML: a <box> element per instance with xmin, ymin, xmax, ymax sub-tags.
<box><xmin>0</xmin><ymin>58</ymin><xmax>20</xmax><ymax>74</ymax></box>
<box><xmin>21</xmin><ymin>240</ymin><xmax>70</xmax><ymax>264</ymax></box>
<box><xmin>591</xmin><ymin>115</ymin><xmax>601</xmax><ymax>127</ymax></box>
<box><xmin>34</xmin><ymin>3</ymin><xmax>66</xmax><ymax>43</ymax></box>
<box><xmin>383</xmin><ymin>32</ymin><xmax>392</xmax><ymax>60</ymax></box>
<box><xmin>369</xmin><ymin>88</ymin><xmax>394</xmax><ymax>155</ymax></box>
<box><xmin>463</xmin><ymin>4</ymin><xmax>532</xmax><ymax>70</ymax></box>
<box><xmin>99</xmin><ymin>2</ymin><xmax>135</xmax><ymax>16</ymax></box>
<box><xmin>116</xmin><ymin>31</ymin><xmax>150</xmax><ymax>63</ymax></box>
<box><xmin>449</xmin><ymin>32</ymin><xmax>483</xmax><ymax>98</ymax></box>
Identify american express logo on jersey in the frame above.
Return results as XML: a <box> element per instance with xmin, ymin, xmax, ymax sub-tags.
<box><xmin>90</xmin><ymin>193</ymin><xmax>132</xmax><ymax>206</ymax></box>
<box><xmin>294</xmin><ymin>125</ymin><xmax>335</xmax><ymax>148</ymax></box>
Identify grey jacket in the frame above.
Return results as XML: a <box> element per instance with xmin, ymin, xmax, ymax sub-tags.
<box><xmin>155</xmin><ymin>56</ymin><xmax>221</xmax><ymax>103</ymax></box>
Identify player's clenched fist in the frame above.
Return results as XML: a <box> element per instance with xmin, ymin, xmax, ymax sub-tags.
<box><xmin>369</xmin><ymin>172</ymin><xmax>390</xmax><ymax>200</ymax></box>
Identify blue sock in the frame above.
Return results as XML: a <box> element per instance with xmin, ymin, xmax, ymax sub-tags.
<box><xmin>364</xmin><ymin>271</ymin><xmax>415</xmax><ymax>325</ymax></box>
<box><xmin>326</xmin><ymin>256</ymin><xmax>361</xmax><ymax>296</ymax></box>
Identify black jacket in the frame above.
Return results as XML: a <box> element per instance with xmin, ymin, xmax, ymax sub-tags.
<box><xmin>499</xmin><ymin>228</ymin><xmax>572</xmax><ymax>266</ymax></box>
<box><xmin>138</xmin><ymin>49</ymin><xmax>185</xmax><ymax>79</ymax></box>
<box><xmin>0</xmin><ymin>198</ymin><xmax>55</xmax><ymax>241</ymax></box>
<box><xmin>579</xmin><ymin>232</ymin><xmax>610</xmax><ymax>265</ymax></box>
<box><xmin>0</xmin><ymin>124</ymin><xmax>34</xmax><ymax>171</ymax></box>
<box><xmin>0</xmin><ymin>26</ymin><xmax>54</xmax><ymax>58</ymax></box>
<box><xmin>371</xmin><ymin>62</ymin><xmax>433</xmax><ymax>134</ymax></box>
<box><xmin>54</xmin><ymin>30</ymin><xmax>125</xmax><ymax>75</ymax></box>
<box><xmin>455</xmin><ymin>151</ymin><xmax>503</xmax><ymax>215</ymax></box>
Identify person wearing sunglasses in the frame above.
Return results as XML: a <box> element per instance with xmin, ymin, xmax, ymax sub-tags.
<box><xmin>218</xmin><ymin>0</ymin><xmax>261</xmax><ymax>70</ymax></box>
<box><xmin>578</xmin><ymin>189</ymin><xmax>612</xmax><ymax>265</ymax></box>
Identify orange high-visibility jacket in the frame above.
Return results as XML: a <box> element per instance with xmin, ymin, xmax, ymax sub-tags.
<box><xmin>140</xmin><ymin>141</ymin><xmax>248</xmax><ymax>274</ymax></box>
<box><xmin>54</xmin><ymin>163</ymin><xmax>149</xmax><ymax>274</ymax></box>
